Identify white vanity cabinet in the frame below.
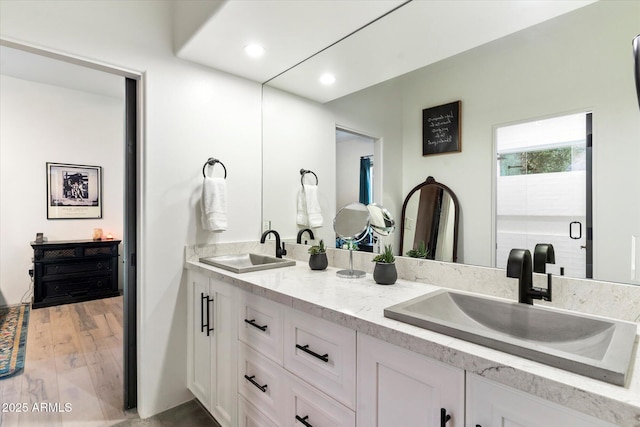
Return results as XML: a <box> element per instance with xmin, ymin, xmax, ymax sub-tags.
<box><xmin>357</xmin><ymin>333</ymin><xmax>465</xmax><ymax>427</ymax></box>
<box><xmin>187</xmin><ymin>270</ymin><xmax>238</xmax><ymax>427</ymax></box>
<box><xmin>236</xmin><ymin>289</ymin><xmax>356</xmax><ymax>427</ymax></box>
<box><xmin>466</xmin><ymin>374</ymin><xmax>618</xmax><ymax>427</ymax></box>
<box><xmin>283</xmin><ymin>307</ymin><xmax>357</xmax><ymax>410</ymax></box>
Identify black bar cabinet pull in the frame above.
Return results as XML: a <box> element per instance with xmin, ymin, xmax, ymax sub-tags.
<box><xmin>206</xmin><ymin>296</ymin><xmax>214</xmax><ymax>336</ymax></box>
<box><xmin>243</xmin><ymin>374</ymin><xmax>268</xmax><ymax>392</ymax></box>
<box><xmin>440</xmin><ymin>408</ymin><xmax>451</xmax><ymax>427</ymax></box>
<box><xmin>200</xmin><ymin>293</ymin><xmax>206</xmax><ymax>333</ymax></box>
<box><xmin>295</xmin><ymin>415</ymin><xmax>313</xmax><ymax>427</ymax></box>
<box><xmin>244</xmin><ymin>318</ymin><xmax>268</xmax><ymax>331</ymax></box>
<box><xmin>296</xmin><ymin>344</ymin><xmax>329</xmax><ymax>362</ymax></box>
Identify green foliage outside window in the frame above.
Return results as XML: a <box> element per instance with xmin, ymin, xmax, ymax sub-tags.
<box><xmin>499</xmin><ymin>141</ymin><xmax>585</xmax><ymax>176</ymax></box>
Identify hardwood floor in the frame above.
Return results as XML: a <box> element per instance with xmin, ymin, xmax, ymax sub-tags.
<box><xmin>0</xmin><ymin>297</ymin><xmax>218</xmax><ymax>427</ymax></box>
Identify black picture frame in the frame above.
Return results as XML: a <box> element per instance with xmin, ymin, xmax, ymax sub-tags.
<box><xmin>46</xmin><ymin>162</ymin><xmax>102</xmax><ymax>219</ymax></box>
<box><xmin>422</xmin><ymin>100</ymin><xmax>461</xmax><ymax>156</ymax></box>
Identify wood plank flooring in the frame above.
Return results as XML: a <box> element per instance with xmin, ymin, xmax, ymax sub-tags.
<box><xmin>0</xmin><ymin>297</ymin><xmax>217</xmax><ymax>427</ymax></box>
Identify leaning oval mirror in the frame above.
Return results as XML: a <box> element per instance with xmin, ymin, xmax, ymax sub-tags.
<box><xmin>400</xmin><ymin>177</ymin><xmax>459</xmax><ymax>262</ymax></box>
<box><xmin>333</xmin><ymin>202</ymin><xmax>370</xmax><ymax>242</ymax></box>
<box><xmin>367</xmin><ymin>203</ymin><xmax>395</xmax><ymax>236</ymax></box>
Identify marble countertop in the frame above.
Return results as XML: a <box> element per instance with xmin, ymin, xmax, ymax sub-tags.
<box><xmin>184</xmin><ymin>258</ymin><xmax>640</xmax><ymax>426</ymax></box>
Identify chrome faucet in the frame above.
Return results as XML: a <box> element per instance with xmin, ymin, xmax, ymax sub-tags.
<box><xmin>260</xmin><ymin>229</ymin><xmax>287</xmax><ymax>258</ymax></box>
<box><xmin>296</xmin><ymin>228</ymin><xmax>315</xmax><ymax>244</ymax></box>
<box><xmin>507</xmin><ymin>248</ymin><xmax>552</xmax><ymax>305</ymax></box>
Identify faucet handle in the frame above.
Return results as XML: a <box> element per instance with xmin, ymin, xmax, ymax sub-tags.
<box><xmin>279</xmin><ymin>242</ymin><xmax>287</xmax><ymax>257</ymax></box>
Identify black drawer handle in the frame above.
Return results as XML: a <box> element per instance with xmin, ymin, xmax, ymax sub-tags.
<box><xmin>244</xmin><ymin>318</ymin><xmax>267</xmax><ymax>331</ymax></box>
<box><xmin>295</xmin><ymin>415</ymin><xmax>313</xmax><ymax>427</ymax></box>
<box><xmin>244</xmin><ymin>374</ymin><xmax>268</xmax><ymax>392</ymax></box>
<box><xmin>295</xmin><ymin>344</ymin><xmax>329</xmax><ymax>363</ymax></box>
<box><xmin>96</xmin><ymin>262</ymin><xmax>103</xmax><ymax>269</ymax></box>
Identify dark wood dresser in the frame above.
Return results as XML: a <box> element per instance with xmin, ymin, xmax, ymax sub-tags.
<box><xmin>30</xmin><ymin>239</ymin><xmax>121</xmax><ymax>309</ymax></box>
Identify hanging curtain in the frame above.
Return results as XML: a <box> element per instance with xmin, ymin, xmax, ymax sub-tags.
<box><xmin>359</xmin><ymin>157</ymin><xmax>372</xmax><ymax>205</ymax></box>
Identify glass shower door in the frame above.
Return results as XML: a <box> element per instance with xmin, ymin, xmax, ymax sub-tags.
<box><xmin>495</xmin><ymin>112</ymin><xmax>591</xmax><ymax>279</ymax></box>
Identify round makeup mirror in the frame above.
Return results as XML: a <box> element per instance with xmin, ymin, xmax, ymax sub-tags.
<box><xmin>334</xmin><ymin>202</ymin><xmax>370</xmax><ymax>242</ymax></box>
<box><xmin>367</xmin><ymin>203</ymin><xmax>395</xmax><ymax>236</ymax></box>
<box><xmin>333</xmin><ymin>202</ymin><xmax>370</xmax><ymax>278</ymax></box>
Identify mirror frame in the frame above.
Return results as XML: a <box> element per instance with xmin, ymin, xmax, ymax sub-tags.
<box><xmin>399</xmin><ymin>176</ymin><xmax>460</xmax><ymax>262</ymax></box>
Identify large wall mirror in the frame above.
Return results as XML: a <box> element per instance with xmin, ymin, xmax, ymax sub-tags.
<box><xmin>261</xmin><ymin>0</ymin><xmax>640</xmax><ymax>286</ymax></box>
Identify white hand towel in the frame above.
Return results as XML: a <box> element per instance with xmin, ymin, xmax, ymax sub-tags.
<box><xmin>201</xmin><ymin>177</ymin><xmax>227</xmax><ymax>232</ymax></box>
<box><xmin>296</xmin><ymin>188</ymin><xmax>309</xmax><ymax>226</ymax></box>
<box><xmin>304</xmin><ymin>184</ymin><xmax>323</xmax><ymax>228</ymax></box>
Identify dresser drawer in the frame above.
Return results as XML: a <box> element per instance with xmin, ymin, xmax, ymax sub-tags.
<box><xmin>238</xmin><ymin>291</ymin><xmax>284</xmax><ymax>364</ymax></box>
<box><xmin>43</xmin><ymin>258</ymin><xmax>112</xmax><ymax>277</ymax></box>
<box><xmin>44</xmin><ymin>276</ymin><xmax>112</xmax><ymax>299</ymax></box>
<box><xmin>283</xmin><ymin>308</ymin><xmax>356</xmax><ymax>410</ymax></box>
<box><xmin>238</xmin><ymin>342</ymin><xmax>285</xmax><ymax>424</ymax></box>
<box><xmin>284</xmin><ymin>373</ymin><xmax>355</xmax><ymax>427</ymax></box>
<box><xmin>238</xmin><ymin>396</ymin><xmax>279</xmax><ymax>427</ymax></box>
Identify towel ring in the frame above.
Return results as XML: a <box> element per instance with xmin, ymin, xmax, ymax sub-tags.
<box><xmin>203</xmin><ymin>158</ymin><xmax>227</xmax><ymax>179</ymax></box>
<box><xmin>300</xmin><ymin>169</ymin><xmax>318</xmax><ymax>186</ymax></box>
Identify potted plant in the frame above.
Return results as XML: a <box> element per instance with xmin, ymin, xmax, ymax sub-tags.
<box><xmin>372</xmin><ymin>244</ymin><xmax>397</xmax><ymax>285</ymax></box>
<box><xmin>308</xmin><ymin>240</ymin><xmax>328</xmax><ymax>270</ymax></box>
<box><xmin>406</xmin><ymin>241</ymin><xmax>429</xmax><ymax>259</ymax></box>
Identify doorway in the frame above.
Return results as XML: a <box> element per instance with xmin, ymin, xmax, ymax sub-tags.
<box><xmin>335</xmin><ymin>127</ymin><xmax>382</xmax><ymax>252</ymax></box>
<box><xmin>495</xmin><ymin>112</ymin><xmax>592</xmax><ymax>279</ymax></box>
<box><xmin>0</xmin><ymin>41</ymin><xmax>139</xmax><ymax>410</ymax></box>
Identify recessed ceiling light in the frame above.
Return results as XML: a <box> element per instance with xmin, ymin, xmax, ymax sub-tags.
<box><xmin>320</xmin><ymin>73</ymin><xmax>336</xmax><ymax>85</ymax></box>
<box><xmin>244</xmin><ymin>44</ymin><xmax>265</xmax><ymax>58</ymax></box>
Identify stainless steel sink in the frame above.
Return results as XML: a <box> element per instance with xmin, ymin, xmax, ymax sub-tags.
<box><xmin>384</xmin><ymin>289</ymin><xmax>637</xmax><ymax>385</ymax></box>
<box><xmin>199</xmin><ymin>253</ymin><xmax>295</xmax><ymax>273</ymax></box>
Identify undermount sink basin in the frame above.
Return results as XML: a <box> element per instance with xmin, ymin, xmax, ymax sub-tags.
<box><xmin>199</xmin><ymin>253</ymin><xmax>295</xmax><ymax>274</ymax></box>
<box><xmin>384</xmin><ymin>289</ymin><xmax>637</xmax><ymax>385</ymax></box>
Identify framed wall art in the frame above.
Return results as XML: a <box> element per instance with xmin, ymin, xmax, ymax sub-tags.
<box><xmin>46</xmin><ymin>162</ymin><xmax>102</xmax><ymax>219</ymax></box>
<box><xmin>422</xmin><ymin>100</ymin><xmax>461</xmax><ymax>156</ymax></box>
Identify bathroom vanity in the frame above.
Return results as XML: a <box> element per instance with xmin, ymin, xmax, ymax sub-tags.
<box><xmin>185</xmin><ymin>242</ymin><xmax>640</xmax><ymax>427</ymax></box>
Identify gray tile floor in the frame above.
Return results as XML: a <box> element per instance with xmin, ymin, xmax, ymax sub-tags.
<box><xmin>110</xmin><ymin>400</ymin><xmax>220</xmax><ymax>427</ymax></box>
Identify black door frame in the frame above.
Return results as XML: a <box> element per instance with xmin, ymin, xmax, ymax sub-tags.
<box><xmin>124</xmin><ymin>77</ymin><xmax>138</xmax><ymax>409</ymax></box>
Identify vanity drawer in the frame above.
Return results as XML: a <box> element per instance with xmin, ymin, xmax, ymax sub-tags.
<box><xmin>284</xmin><ymin>373</ymin><xmax>355</xmax><ymax>427</ymax></box>
<box><xmin>238</xmin><ymin>342</ymin><xmax>285</xmax><ymax>424</ymax></box>
<box><xmin>283</xmin><ymin>308</ymin><xmax>356</xmax><ymax>410</ymax></box>
<box><xmin>238</xmin><ymin>396</ymin><xmax>279</xmax><ymax>427</ymax></box>
<box><xmin>238</xmin><ymin>291</ymin><xmax>284</xmax><ymax>364</ymax></box>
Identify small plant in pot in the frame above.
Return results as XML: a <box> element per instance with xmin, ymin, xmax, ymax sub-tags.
<box><xmin>406</xmin><ymin>241</ymin><xmax>429</xmax><ymax>259</ymax></box>
<box><xmin>308</xmin><ymin>240</ymin><xmax>328</xmax><ymax>270</ymax></box>
<box><xmin>372</xmin><ymin>244</ymin><xmax>397</xmax><ymax>285</ymax></box>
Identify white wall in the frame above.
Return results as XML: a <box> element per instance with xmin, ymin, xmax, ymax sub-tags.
<box><xmin>0</xmin><ymin>0</ymin><xmax>262</xmax><ymax>418</ymax></box>
<box><xmin>0</xmin><ymin>75</ymin><xmax>124</xmax><ymax>306</ymax></box>
<box><xmin>327</xmin><ymin>78</ymin><xmax>405</xmax><ymax>251</ymax></box>
<box><xmin>262</xmin><ymin>86</ymin><xmax>336</xmax><ymax>246</ymax></box>
<box><xmin>327</xmin><ymin>0</ymin><xmax>640</xmax><ymax>284</ymax></box>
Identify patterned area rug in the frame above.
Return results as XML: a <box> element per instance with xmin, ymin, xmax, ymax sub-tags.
<box><xmin>0</xmin><ymin>304</ymin><xmax>30</xmax><ymax>379</ymax></box>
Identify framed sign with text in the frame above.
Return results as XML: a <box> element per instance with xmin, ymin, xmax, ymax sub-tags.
<box><xmin>422</xmin><ymin>100</ymin><xmax>461</xmax><ymax>156</ymax></box>
<box><xmin>46</xmin><ymin>162</ymin><xmax>102</xmax><ymax>219</ymax></box>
